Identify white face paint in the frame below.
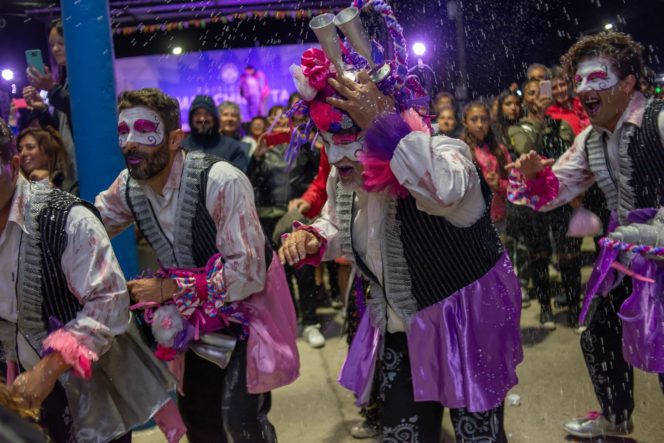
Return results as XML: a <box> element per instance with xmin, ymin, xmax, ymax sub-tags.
<box><xmin>574</xmin><ymin>57</ymin><xmax>620</xmax><ymax>93</ymax></box>
<box><xmin>320</xmin><ymin>132</ymin><xmax>364</xmax><ymax>164</ymax></box>
<box><xmin>118</xmin><ymin>106</ymin><xmax>165</xmax><ymax>148</ymax></box>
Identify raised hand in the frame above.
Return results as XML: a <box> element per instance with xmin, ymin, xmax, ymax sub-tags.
<box><xmin>326</xmin><ymin>71</ymin><xmax>395</xmax><ymax>130</ymax></box>
<box><xmin>505</xmin><ymin>150</ymin><xmax>555</xmax><ymax>180</ymax></box>
<box><xmin>288</xmin><ymin>198</ymin><xmax>311</xmax><ymax>215</ymax></box>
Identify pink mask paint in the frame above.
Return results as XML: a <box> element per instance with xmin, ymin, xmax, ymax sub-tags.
<box><xmin>118</xmin><ymin>106</ymin><xmax>165</xmax><ymax>148</ymax></box>
<box><xmin>574</xmin><ymin>57</ymin><xmax>620</xmax><ymax>92</ymax></box>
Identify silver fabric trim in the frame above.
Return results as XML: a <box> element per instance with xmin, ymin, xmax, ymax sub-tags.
<box><xmin>127</xmin><ymin>178</ymin><xmax>177</xmax><ymax>267</ymax></box>
<box><xmin>367</xmin><ymin>283</ymin><xmax>387</xmax><ymax>333</ymax></box>
<box><xmin>173</xmin><ymin>152</ymin><xmax>209</xmax><ymax>269</ymax></box>
<box><xmin>586</xmin><ymin>130</ymin><xmax>619</xmax><ymax>212</ymax></box>
<box><xmin>335</xmin><ymin>187</ymin><xmax>416</xmax><ymax>331</ymax></box>
<box><xmin>335</xmin><ymin>184</ymin><xmax>354</xmax><ymax>258</ymax></box>
<box><xmin>381</xmin><ymin>199</ymin><xmax>417</xmax><ymax>325</ymax></box>
<box><xmin>61</xmin><ymin>317</ymin><xmax>175</xmax><ymax>443</ymax></box>
<box><xmin>616</xmin><ymin>125</ymin><xmax>637</xmax><ymax>225</ymax></box>
<box><xmin>16</xmin><ymin>183</ymin><xmax>51</xmax><ymax>352</ymax></box>
<box><xmin>127</xmin><ymin>151</ymin><xmax>211</xmax><ymax>268</ymax></box>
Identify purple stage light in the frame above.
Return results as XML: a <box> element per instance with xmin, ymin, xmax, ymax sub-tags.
<box><xmin>412</xmin><ymin>42</ymin><xmax>426</xmax><ymax>57</ymax></box>
<box><xmin>1</xmin><ymin>69</ymin><xmax>14</xmax><ymax>81</ymax></box>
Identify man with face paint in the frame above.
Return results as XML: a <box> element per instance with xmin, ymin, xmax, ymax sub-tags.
<box><xmin>0</xmin><ymin>117</ymin><xmax>177</xmax><ymax>442</ymax></box>
<box><xmin>280</xmin><ymin>2</ymin><xmax>523</xmax><ymax>441</ymax></box>
<box><xmin>95</xmin><ymin>88</ymin><xmax>299</xmax><ymax>443</ymax></box>
<box><xmin>182</xmin><ymin>95</ymin><xmax>249</xmax><ymax>171</ymax></box>
<box><xmin>508</xmin><ymin>33</ymin><xmax>664</xmax><ymax>438</ymax></box>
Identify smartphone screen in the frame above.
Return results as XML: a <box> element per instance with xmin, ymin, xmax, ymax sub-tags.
<box><xmin>539</xmin><ymin>80</ymin><xmax>552</xmax><ymax>99</ymax></box>
<box><xmin>265</xmin><ymin>131</ymin><xmax>291</xmax><ymax>147</ymax></box>
<box><xmin>25</xmin><ymin>49</ymin><xmax>46</xmax><ymax>75</ymax></box>
<box><xmin>12</xmin><ymin>98</ymin><xmax>28</xmax><ymax>109</ymax></box>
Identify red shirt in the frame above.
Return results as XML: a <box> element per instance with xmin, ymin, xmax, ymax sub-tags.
<box><xmin>301</xmin><ymin>147</ymin><xmax>331</xmax><ymax>218</ymax></box>
<box><xmin>546</xmin><ymin>97</ymin><xmax>590</xmax><ymax>136</ymax></box>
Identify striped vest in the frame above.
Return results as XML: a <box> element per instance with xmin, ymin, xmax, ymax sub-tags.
<box><xmin>125</xmin><ymin>152</ymin><xmax>220</xmax><ymax>269</ymax></box>
<box><xmin>337</xmin><ymin>171</ymin><xmax>503</xmax><ymax>330</ymax></box>
<box><xmin>17</xmin><ymin>184</ymin><xmax>99</xmax><ymax>351</ymax></box>
<box><xmin>585</xmin><ymin>100</ymin><xmax>664</xmax><ymax>224</ymax></box>
<box><xmin>125</xmin><ymin>151</ymin><xmax>272</xmax><ymax>270</ymax></box>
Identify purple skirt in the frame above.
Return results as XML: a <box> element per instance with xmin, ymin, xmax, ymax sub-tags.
<box><xmin>339</xmin><ymin>252</ymin><xmax>523</xmax><ymax>412</ymax></box>
<box><xmin>581</xmin><ymin>208</ymin><xmax>664</xmax><ymax>373</ymax></box>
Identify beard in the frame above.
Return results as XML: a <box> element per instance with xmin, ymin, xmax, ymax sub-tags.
<box><xmin>192</xmin><ymin>123</ymin><xmax>214</xmax><ymax>137</ymax></box>
<box><xmin>125</xmin><ymin>143</ymin><xmax>170</xmax><ymax>180</ymax></box>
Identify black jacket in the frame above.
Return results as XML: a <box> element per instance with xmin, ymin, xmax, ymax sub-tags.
<box><xmin>182</xmin><ymin>95</ymin><xmax>249</xmax><ymax>171</ymax></box>
<box><xmin>246</xmin><ymin>143</ymin><xmax>320</xmax><ymax>218</ymax></box>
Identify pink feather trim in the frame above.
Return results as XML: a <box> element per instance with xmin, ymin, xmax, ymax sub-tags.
<box><xmin>507</xmin><ymin>166</ymin><xmax>559</xmax><ymax>210</ymax></box>
<box><xmin>42</xmin><ymin>329</ymin><xmax>99</xmax><ymax>379</ymax></box>
<box><xmin>360</xmin><ymin>154</ymin><xmax>409</xmax><ymax>197</ymax></box>
<box><xmin>401</xmin><ymin>108</ymin><xmax>429</xmax><ymax>133</ymax></box>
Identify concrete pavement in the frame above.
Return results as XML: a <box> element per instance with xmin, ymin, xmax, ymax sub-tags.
<box><xmin>136</xmin><ymin>237</ymin><xmax>664</xmax><ymax>443</ymax></box>
<box><xmin>135</xmin><ymin>302</ymin><xmax>664</xmax><ymax>443</ymax></box>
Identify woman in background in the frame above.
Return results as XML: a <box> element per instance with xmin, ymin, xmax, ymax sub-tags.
<box><xmin>16</xmin><ymin>126</ymin><xmax>77</xmax><ymax>194</ymax></box>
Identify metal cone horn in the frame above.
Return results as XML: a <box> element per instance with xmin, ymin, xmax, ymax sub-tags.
<box><xmin>333</xmin><ymin>7</ymin><xmax>375</xmax><ymax>68</ymax></box>
<box><xmin>309</xmin><ymin>13</ymin><xmax>344</xmax><ymax>73</ymax></box>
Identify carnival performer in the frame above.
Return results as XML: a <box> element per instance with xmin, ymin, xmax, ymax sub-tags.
<box><xmin>280</xmin><ymin>1</ymin><xmax>523</xmax><ymax>441</ymax></box>
<box><xmin>0</xmin><ymin>118</ymin><xmax>177</xmax><ymax>443</ymax></box>
<box><xmin>95</xmin><ymin>88</ymin><xmax>299</xmax><ymax>443</ymax></box>
<box><xmin>507</xmin><ymin>32</ymin><xmax>664</xmax><ymax>438</ymax></box>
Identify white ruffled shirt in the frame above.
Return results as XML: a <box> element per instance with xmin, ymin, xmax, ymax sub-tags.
<box><xmin>95</xmin><ymin>150</ymin><xmax>266</xmax><ymax>302</ymax></box>
<box><xmin>312</xmin><ymin>132</ymin><xmax>485</xmax><ymax>332</ymax></box>
<box><xmin>0</xmin><ymin>175</ymin><xmax>129</xmax><ymax>369</ymax></box>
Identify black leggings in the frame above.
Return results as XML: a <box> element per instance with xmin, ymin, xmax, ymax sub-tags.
<box><xmin>524</xmin><ymin>205</ymin><xmax>582</xmax><ymax>310</ymax></box>
<box><xmin>177</xmin><ymin>338</ymin><xmax>276</xmax><ymax>443</ymax></box>
<box><xmin>580</xmin><ymin>280</ymin><xmax>634</xmax><ymax>424</ymax></box>
<box><xmin>380</xmin><ymin>333</ymin><xmax>507</xmax><ymax>443</ymax></box>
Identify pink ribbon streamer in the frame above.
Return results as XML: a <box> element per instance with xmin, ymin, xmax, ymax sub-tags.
<box><xmin>610</xmin><ymin>261</ymin><xmax>655</xmax><ymax>284</ymax></box>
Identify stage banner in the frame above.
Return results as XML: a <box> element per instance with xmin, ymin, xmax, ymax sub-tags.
<box><xmin>115</xmin><ymin>43</ymin><xmax>315</xmax><ymax>128</ymax></box>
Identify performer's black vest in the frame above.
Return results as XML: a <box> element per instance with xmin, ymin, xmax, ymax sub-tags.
<box><xmin>347</xmin><ymin>169</ymin><xmax>503</xmax><ymax>315</ymax></box>
<box><xmin>125</xmin><ymin>151</ymin><xmax>272</xmax><ymax>270</ymax></box>
<box><xmin>585</xmin><ymin>99</ymin><xmax>664</xmax><ymax>222</ymax></box>
<box><xmin>15</xmin><ymin>186</ymin><xmax>100</xmax><ymax>350</ymax></box>
<box><xmin>38</xmin><ymin>191</ymin><xmax>100</xmax><ymax>324</ymax></box>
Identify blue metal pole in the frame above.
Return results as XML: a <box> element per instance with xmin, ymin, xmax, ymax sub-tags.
<box><xmin>60</xmin><ymin>0</ymin><xmax>138</xmax><ymax>277</ymax></box>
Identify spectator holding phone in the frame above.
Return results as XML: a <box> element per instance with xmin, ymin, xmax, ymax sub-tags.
<box><xmin>25</xmin><ymin>19</ymin><xmax>77</xmax><ymax>184</ymax></box>
<box><xmin>509</xmin><ymin>78</ymin><xmax>580</xmax><ymax>331</ymax></box>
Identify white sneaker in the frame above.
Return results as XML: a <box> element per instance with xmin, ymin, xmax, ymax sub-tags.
<box><xmin>350</xmin><ymin>421</ymin><xmax>379</xmax><ymax>439</ymax></box>
<box><xmin>574</xmin><ymin>325</ymin><xmax>588</xmax><ymax>335</ymax></box>
<box><xmin>303</xmin><ymin>324</ymin><xmax>326</xmax><ymax>348</ymax></box>
<box><xmin>563</xmin><ymin>411</ymin><xmax>634</xmax><ymax>438</ymax></box>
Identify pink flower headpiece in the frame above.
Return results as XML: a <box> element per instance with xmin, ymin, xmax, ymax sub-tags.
<box><xmin>289</xmin><ymin>48</ymin><xmax>360</xmax><ymax>135</ymax></box>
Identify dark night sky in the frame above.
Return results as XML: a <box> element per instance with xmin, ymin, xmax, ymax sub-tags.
<box><xmin>1</xmin><ymin>0</ymin><xmax>663</xmax><ymax>99</ymax></box>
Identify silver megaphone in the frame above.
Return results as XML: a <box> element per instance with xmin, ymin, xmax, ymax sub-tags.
<box><xmin>309</xmin><ymin>13</ymin><xmax>345</xmax><ymax>75</ymax></box>
<box><xmin>333</xmin><ymin>7</ymin><xmax>374</xmax><ymax>69</ymax></box>
<box><xmin>334</xmin><ymin>7</ymin><xmax>391</xmax><ymax>83</ymax></box>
